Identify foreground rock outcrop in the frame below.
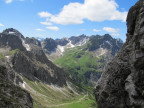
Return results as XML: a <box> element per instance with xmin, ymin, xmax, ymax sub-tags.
<box><xmin>0</xmin><ymin>66</ymin><xmax>33</xmax><ymax>108</ymax></box>
<box><xmin>95</xmin><ymin>0</ymin><xmax>144</xmax><ymax>108</ymax></box>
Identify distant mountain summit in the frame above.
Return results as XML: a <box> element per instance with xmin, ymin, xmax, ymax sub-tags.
<box><xmin>69</xmin><ymin>34</ymin><xmax>89</xmax><ymax>45</ymax></box>
<box><xmin>2</xmin><ymin>28</ymin><xmax>25</xmax><ymax>39</ymax></box>
<box><xmin>0</xmin><ymin>28</ymin><xmax>28</xmax><ymax>51</ymax></box>
<box><xmin>42</xmin><ymin>34</ymin><xmax>123</xmax><ymax>61</ymax></box>
<box><xmin>54</xmin><ymin>34</ymin><xmax>123</xmax><ymax>86</ymax></box>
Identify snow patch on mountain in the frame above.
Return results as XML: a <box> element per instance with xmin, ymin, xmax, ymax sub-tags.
<box><xmin>105</xmin><ymin>41</ymin><xmax>112</xmax><ymax>46</ymax></box>
<box><xmin>75</xmin><ymin>38</ymin><xmax>89</xmax><ymax>46</ymax></box>
<box><xmin>8</xmin><ymin>31</ymin><xmax>15</xmax><ymax>34</ymax></box>
<box><xmin>57</xmin><ymin>45</ymin><xmax>65</xmax><ymax>55</ymax></box>
<box><xmin>5</xmin><ymin>56</ymin><xmax>10</xmax><ymax>59</ymax></box>
<box><xmin>49</xmin><ymin>37</ymin><xmax>90</xmax><ymax>58</ymax></box>
<box><xmin>66</xmin><ymin>40</ymin><xmax>75</xmax><ymax>48</ymax></box>
<box><xmin>22</xmin><ymin>81</ymin><xmax>26</xmax><ymax>88</ymax></box>
<box><xmin>94</xmin><ymin>48</ymin><xmax>108</xmax><ymax>57</ymax></box>
<box><xmin>22</xmin><ymin>39</ymin><xmax>31</xmax><ymax>51</ymax></box>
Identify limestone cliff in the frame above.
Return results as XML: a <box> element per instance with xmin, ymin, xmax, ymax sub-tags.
<box><xmin>95</xmin><ymin>0</ymin><xmax>144</xmax><ymax>108</ymax></box>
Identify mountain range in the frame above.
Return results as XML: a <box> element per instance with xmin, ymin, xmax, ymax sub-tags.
<box><xmin>0</xmin><ymin>28</ymin><xmax>123</xmax><ymax>107</ymax></box>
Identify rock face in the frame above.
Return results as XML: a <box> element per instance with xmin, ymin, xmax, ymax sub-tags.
<box><xmin>11</xmin><ymin>51</ymin><xmax>67</xmax><ymax>86</ymax></box>
<box><xmin>25</xmin><ymin>37</ymin><xmax>41</xmax><ymax>47</ymax></box>
<box><xmin>95</xmin><ymin>0</ymin><xmax>144</xmax><ymax>108</ymax></box>
<box><xmin>0</xmin><ymin>66</ymin><xmax>33</xmax><ymax>108</ymax></box>
<box><xmin>87</xmin><ymin>34</ymin><xmax>122</xmax><ymax>55</ymax></box>
<box><xmin>69</xmin><ymin>34</ymin><xmax>88</xmax><ymax>45</ymax></box>
<box><xmin>42</xmin><ymin>38</ymin><xmax>57</xmax><ymax>53</ymax></box>
<box><xmin>55</xmin><ymin>38</ymin><xmax>69</xmax><ymax>46</ymax></box>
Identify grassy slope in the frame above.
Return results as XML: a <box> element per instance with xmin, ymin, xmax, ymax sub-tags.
<box><xmin>23</xmin><ymin>77</ymin><xmax>97</xmax><ymax>108</ymax></box>
<box><xmin>54</xmin><ymin>46</ymin><xmax>103</xmax><ymax>86</ymax></box>
<box><xmin>0</xmin><ymin>53</ymin><xmax>4</xmax><ymax>59</ymax></box>
<box><xmin>0</xmin><ymin>49</ymin><xmax>19</xmax><ymax>59</ymax></box>
<box><xmin>9</xmin><ymin>49</ymin><xmax>19</xmax><ymax>55</ymax></box>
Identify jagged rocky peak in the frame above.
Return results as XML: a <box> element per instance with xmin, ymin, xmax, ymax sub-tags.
<box><xmin>25</xmin><ymin>37</ymin><xmax>41</xmax><ymax>47</ymax></box>
<box><xmin>88</xmin><ymin>34</ymin><xmax>123</xmax><ymax>55</ymax></box>
<box><xmin>95</xmin><ymin>0</ymin><xmax>144</xmax><ymax>107</ymax></box>
<box><xmin>69</xmin><ymin>34</ymin><xmax>89</xmax><ymax>45</ymax></box>
<box><xmin>42</xmin><ymin>38</ymin><xmax>57</xmax><ymax>52</ymax></box>
<box><xmin>55</xmin><ymin>38</ymin><xmax>69</xmax><ymax>46</ymax></box>
<box><xmin>0</xmin><ymin>28</ymin><xmax>28</xmax><ymax>51</ymax></box>
<box><xmin>103</xmin><ymin>34</ymin><xmax>112</xmax><ymax>40</ymax></box>
<box><xmin>2</xmin><ymin>28</ymin><xmax>24</xmax><ymax>39</ymax></box>
<box><xmin>116</xmin><ymin>38</ymin><xmax>123</xmax><ymax>43</ymax></box>
<box><xmin>35</xmin><ymin>37</ymin><xmax>45</xmax><ymax>41</ymax></box>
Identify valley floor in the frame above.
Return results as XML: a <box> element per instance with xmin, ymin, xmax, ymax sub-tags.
<box><xmin>34</xmin><ymin>95</ymin><xmax>97</xmax><ymax>108</ymax></box>
<box><xmin>22</xmin><ymin>77</ymin><xmax>97</xmax><ymax>108</ymax></box>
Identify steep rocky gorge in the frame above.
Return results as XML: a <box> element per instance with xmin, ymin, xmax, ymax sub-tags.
<box><xmin>95</xmin><ymin>0</ymin><xmax>144</xmax><ymax>108</ymax></box>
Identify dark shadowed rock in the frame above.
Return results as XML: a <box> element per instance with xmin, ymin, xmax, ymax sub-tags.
<box><xmin>10</xmin><ymin>51</ymin><xmax>67</xmax><ymax>87</ymax></box>
<box><xmin>25</xmin><ymin>37</ymin><xmax>41</xmax><ymax>47</ymax></box>
<box><xmin>88</xmin><ymin>34</ymin><xmax>123</xmax><ymax>55</ymax></box>
<box><xmin>95</xmin><ymin>0</ymin><xmax>144</xmax><ymax>108</ymax></box>
<box><xmin>42</xmin><ymin>38</ymin><xmax>57</xmax><ymax>53</ymax></box>
<box><xmin>2</xmin><ymin>28</ymin><xmax>25</xmax><ymax>39</ymax></box>
<box><xmin>69</xmin><ymin>34</ymin><xmax>88</xmax><ymax>45</ymax></box>
<box><xmin>0</xmin><ymin>28</ymin><xmax>26</xmax><ymax>51</ymax></box>
<box><xmin>55</xmin><ymin>38</ymin><xmax>69</xmax><ymax>46</ymax></box>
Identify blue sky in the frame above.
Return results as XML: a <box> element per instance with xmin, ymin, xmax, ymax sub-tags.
<box><xmin>0</xmin><ymin>0</ymin><xmax>138</xmax><ymax>41</ymax></box>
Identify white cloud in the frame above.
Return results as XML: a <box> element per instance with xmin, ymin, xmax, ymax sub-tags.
<box><xmin>40</xmin><ymin>21</ymin><xmax>52</xmax><ymax>25</ymax></box>
<box><xmin>38</xmin><ymin>12</ymin><xmax>52</xmax><ymax>17</ymax></box>
<box><xmin>93</xmin><ymin>29</ymin><xmax>101</xmax><ymax>32</ymax></box>
<box><xmin>103</xmin><ymin>27</ymin><xmax>119</xmax><ymax>33</ymax></box>
<box><xmin>35</xmin><ymin>28</ymin><xmax>45</xmax><ymax>31</ymax></box>
<box><xmin>111</xmin><ymin>33</ymin><xmax>120</xmax><ymax>36</ymax></box>
<box><xmin>5</xmin><ymin>0</ymin><xmax>12</xmax><ymax>4</ymax></box>
<box><xmin>0</xmin><ymin>24</ymin><xmax>4</xmax><ymax>26</ymax></box>
<box><xmin>46</xmin><ymin>26</ymin><xmax>59</xmax><ymax>31</ymax></box>
<box><xmin>38</xmin><ymin>0</ymin><xmax>127</xmax><ymax>25</ymax></box>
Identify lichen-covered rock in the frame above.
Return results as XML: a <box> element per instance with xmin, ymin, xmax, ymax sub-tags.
<box><xmin>95</xmin><ymin>0</ymin><xmax>144</xmax><ymax>108</ymax></box>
